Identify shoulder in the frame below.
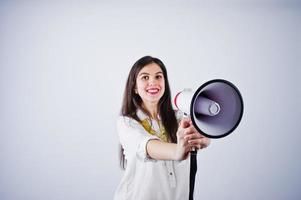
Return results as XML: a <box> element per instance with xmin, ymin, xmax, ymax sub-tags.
<box><xmin>116</xmin><ymin>116</ymin><xmax>141</xmax><ymax>130</ymax></box>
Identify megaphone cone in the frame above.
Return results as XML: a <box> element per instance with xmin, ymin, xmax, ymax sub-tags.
<box><xmin>174</xmin><ymin>79</ymin><xmax>244</xmax><ymax>139</ymax></box>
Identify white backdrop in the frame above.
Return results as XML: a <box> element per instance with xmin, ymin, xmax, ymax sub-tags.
<box><xmin>0</xmin><ymin>0</ymin><xmax>300</xmax><ymax>199</ymax></box>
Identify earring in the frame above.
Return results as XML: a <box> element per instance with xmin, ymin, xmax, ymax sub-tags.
<box><xmin>134</xmin><ymin>89</ymin><xmax>138</xmax><ymax>94</ymax></box>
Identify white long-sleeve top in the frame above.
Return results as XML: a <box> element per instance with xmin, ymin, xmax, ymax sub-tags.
<box><xmin>114</xmin><ymin>110</ymin><xmax>190</xmax><ymax>200</ymax></box>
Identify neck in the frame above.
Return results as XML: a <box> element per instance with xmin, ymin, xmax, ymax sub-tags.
<box><xmin>142</xmin><ymin>102</ymin><xmax>159</xmax><ymax>119</ymax></box>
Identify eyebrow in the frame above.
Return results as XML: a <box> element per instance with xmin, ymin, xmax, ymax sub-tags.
<box><xmin>138</xmin><ymin>71</ymin><xmax>163</xmax><ymax>77</ymax></box>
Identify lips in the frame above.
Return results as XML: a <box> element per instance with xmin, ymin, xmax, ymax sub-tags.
<box><xmin>146</xmin><ymin>87</ymin><xmax>160</xmax><ymax>95</ymax></box>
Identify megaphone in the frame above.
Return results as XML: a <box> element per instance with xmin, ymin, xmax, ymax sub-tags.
<box><xmin>174</xmin><ymin>79</ymin><xmax>244</xmax><ymax>139</ymax></box>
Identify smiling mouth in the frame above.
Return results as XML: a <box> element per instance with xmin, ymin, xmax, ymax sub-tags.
<box><xmin>146</xmin><ymin>88</ymin><xmax>160</xmax><ymax>95</ymax></box>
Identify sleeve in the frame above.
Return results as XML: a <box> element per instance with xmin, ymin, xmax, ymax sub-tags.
<box><xmin>117</xmin><ymin>116</ymin><xmax>159</xmax><ymax>161</ymax></box>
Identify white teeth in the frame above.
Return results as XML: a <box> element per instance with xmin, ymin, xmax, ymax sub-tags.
<box><xmin>147</xmin><ymin>88</ymin><xmax>159</xmax><ymax>93</ymax></box>
<box><xmin>148</xmin><ymin>89</ymin><xmax>158</xmax><ymax>92</ymax></box>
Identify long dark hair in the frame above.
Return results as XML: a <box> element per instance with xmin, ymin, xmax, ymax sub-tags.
<box><xmin>119</xmin><ymin>56</ymin><xmax>178</xmax><ymax>169</ymax></box>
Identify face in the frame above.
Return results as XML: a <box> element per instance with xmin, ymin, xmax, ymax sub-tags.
<box><xmin>135</xmin><ymin>63</ymin><xmax>165</xmax><ymax>106</ymax></box>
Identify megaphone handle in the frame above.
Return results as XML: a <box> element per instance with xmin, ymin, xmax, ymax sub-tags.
<box><xmin>181</xmin><ymin>110</ymin><xmax>198</xmax><ymax>199</ymax></box>
<box><xmin>189</xmin><ymin>144</ymin><xmax>197</xmax><ymax>200</ymax></box>
<box><xmin>185</xmin><ymin>111</ymin><xmax>197</xmax><ymax>200</ymax></box>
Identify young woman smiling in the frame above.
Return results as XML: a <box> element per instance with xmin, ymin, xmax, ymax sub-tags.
<box><xmin>114</xmin><ymin>56</ymin><xmax>210</xmax><ymax>200</ymax></box>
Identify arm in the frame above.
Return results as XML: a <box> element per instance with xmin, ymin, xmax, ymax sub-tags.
<box><xmin>146</xmin><ymin>140</ymin><xmax>179</xmax><ymax>160</ymax></box>
<box><xmin>146</xmin><ymin>118</ymin><xmax>211</xmax><ymax>161</ymax></box>
<box><xmin>117</xmin><ymin>116</ymin><xmax>160</xmax><ymax>161</ymax></box>
<box><xmin>147</xmin><ymin>118</ymin><xmax>193</xmax><ymax>161</ymax></box>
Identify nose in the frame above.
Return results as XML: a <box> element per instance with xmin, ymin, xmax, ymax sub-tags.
<box><xmin>148</xmin><ymin>77</ymin><xmax>157</xmax><ymax>85</ymax></box>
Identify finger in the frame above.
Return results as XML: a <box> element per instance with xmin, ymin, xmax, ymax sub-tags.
<box><xmin>180</xmin><ymin>118</ymin><xmax>191</xmax><ymax>128</ymax></box>
<box><xmin>185</xmin><ymin>123</ymin><xmax>207</xmax><ymax>138</ymax></box>
<box><xmin>187</xmin><ymin>138</ymin><xmax>202</xmax><ymax>145</ymax></box>
<box><xmin>188</xmin><ymin>144</ymin><xmax>201</xmax><ymax>151</ymax></box>
<box><xmin>188</xmin><ymin>138</ymin><xmax>209</xmax><ymax>147</ymax></box>
<box><xmin>201</xmin><ymin>138</ymin><xmax>211</xmax><ymax>148</ymax></box>
<box><xmin>184</xmin><ymin>125</ymin><xmax>203</xmax><ymax>136</ymax></box>
<box><xmin>184</xmin><ymin>131</ymin><xmax>203</xmax><ymax>140</ymax></box>
<box><xmin>183</xmin><ymin>126</ymin><xmax>198</xmax><ymax>136</ymax></box>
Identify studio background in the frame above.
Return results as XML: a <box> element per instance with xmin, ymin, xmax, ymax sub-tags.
<box><xmin>0</xmin><ymin>0</ymin><xmax>300</xmax><ymax>199</ymax></box>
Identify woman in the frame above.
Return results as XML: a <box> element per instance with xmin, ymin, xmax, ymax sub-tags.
<box><xmin>114</xmin><ymin>56</ymin><xmax>210</xmax><ymax>200</ymax></box>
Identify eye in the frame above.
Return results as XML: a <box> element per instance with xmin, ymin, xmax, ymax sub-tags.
<box><xmin>156</xmin><ymin>75</ymin><xmax>163</xmax><ymax>79</ymax></box>
<box><xmin>142</xmin><ymin>76</ymin><xmax>149</xmax><ymax>80</ymax></box>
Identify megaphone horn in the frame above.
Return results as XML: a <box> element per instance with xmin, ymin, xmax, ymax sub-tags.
<box><xmin>174</xmin><ymin>79</ymin><xmax>244</xmax><ymax>139</ymax></box>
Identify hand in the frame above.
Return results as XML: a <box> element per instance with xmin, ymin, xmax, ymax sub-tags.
<box><xmin>185</xmin><ymin>121</ymin><xmax>211</xmax><ymax>150</ymax></box>
<box><xmin>174</xmin><ymin>118</ymin><xmax>191</xmax><ymax>160</ymax></box>
<box><xmin>174</xmin><ymin>118</ymin><xmax>211</xmax><ymax>161</ymax></box>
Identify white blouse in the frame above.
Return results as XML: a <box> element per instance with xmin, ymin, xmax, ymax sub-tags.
<box><xmin>114</xmin><ymin>110</ymin><xmax>190</xmax><ymax>200</ymax></box>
